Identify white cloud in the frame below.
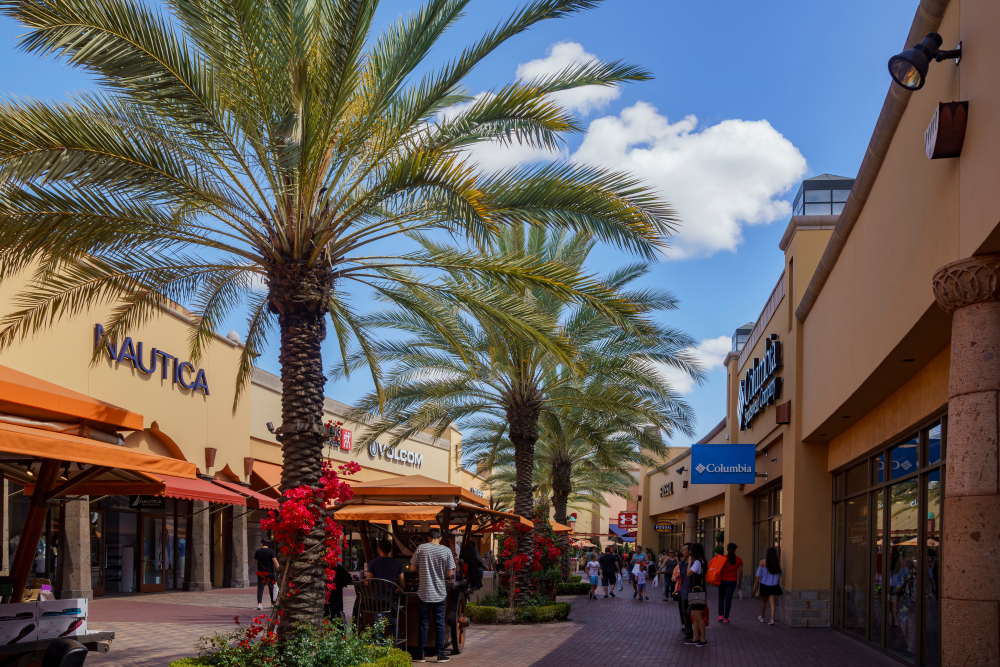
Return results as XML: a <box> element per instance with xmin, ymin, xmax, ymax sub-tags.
<box><xmin>515</xmin><ymin>42</ymin><xmax>621</xmax><ymax>115</ymax></box>
<box><xmin>661</xmin><ymin>335</ymin><xmax>732</xmax><ymax>395</ymax></box>
<box><xmin>572</xmin><ymin>102</ymin><xmax>807</xmax><ymax>258</ymax></box>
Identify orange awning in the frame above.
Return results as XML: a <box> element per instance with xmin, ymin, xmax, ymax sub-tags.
<box><xmin>0</xmin><ymin>420</ymin><xmax>196</xmax><ymax>479</ymax></box>
<box><xmin>0</xmin><ymin>365</ymin><xmax>143</xmax><ymax>430</ymax></box>
<box><xmin>349</xmin><ymin>474</ymin><xmax>487</xmax><ymax>507</ymax></box>
<box><xmin>153</xmin><ymin>474</ymin><xmax>247</xmax><ymax>506</ymax></box>
<box><xmin>250</xmin><ymin>460</ymin><xmax>282</xmax><ymax>498</ymax></box>
<box><xmin>213</xmin><ymin>479</ymin><xmax>280</xmax><ymax>510</ymax></box>
<box><xmin>335</xmin><ymin>505</ymin><xmax>445</xmax><ymax>522</ymax></box>
<box><xmin>551</xmin><ymin>521</ymin><xmax>572</xmax><ymax>533</ymax></box>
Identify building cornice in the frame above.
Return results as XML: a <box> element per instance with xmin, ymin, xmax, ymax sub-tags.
<box><xmin>795</xmin><ymin>0</ymin><xmax>951</xmax><ymax>322</ymax></box>
<box><xmin>778</xmin><ymin>215</ymin><xmax>840</xmax><ymax>251</ymax></box>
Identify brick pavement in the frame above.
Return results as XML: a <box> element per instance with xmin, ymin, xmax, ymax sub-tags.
<box><xmin>82</xmin><ymin>588</ymin><xmax>900</xmax><ymax>666</ymax></box>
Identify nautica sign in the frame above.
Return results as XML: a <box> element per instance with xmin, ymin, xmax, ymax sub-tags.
<box><xmin>94</xmin><ymin>323</ymin><xmax>210</xmax><ymax>395</ymax></box>
<box><xmin>737</xmin><ymin>335</ymin><xmax>782</xmax><ymax>430</ymax></box>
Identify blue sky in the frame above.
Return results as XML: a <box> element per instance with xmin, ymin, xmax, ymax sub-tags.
<box><xmin>0</xmin><ymin>0</ymin><xmax>917</xmax><ymax>444</ymax></box>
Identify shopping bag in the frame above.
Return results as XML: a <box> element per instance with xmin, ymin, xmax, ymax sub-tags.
<box><xmin>616</xmin><ymin>578</ymin><xmax>623</xmax><ymax>592</ymax></box>
<box><xmin>653</xmin><ymin>577</ymin><xmax>658</xmax><ymax>589</ymax></box>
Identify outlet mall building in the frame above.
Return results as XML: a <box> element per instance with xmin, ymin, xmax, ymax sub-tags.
<box><xmin>636</xmin><ymin>1</ymin><xmax>1000</xmax><ymax>665</ymax></box>
<box><xmin>0</xmin><ymin>277</ymin><xmax>482</xmax><ymax>598</ymax></box>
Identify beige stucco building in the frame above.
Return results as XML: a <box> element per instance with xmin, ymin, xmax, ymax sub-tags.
<box><xmin>640</xmin><ymin>1</ymin><xmax>1000</xmax><ymax>665</ymax></box>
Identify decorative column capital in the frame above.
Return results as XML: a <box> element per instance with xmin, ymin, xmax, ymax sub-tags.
<box><xmin>932</xmin><ymin>254</ymin><xmax>1000</xmax><ymax>313</ymax></box>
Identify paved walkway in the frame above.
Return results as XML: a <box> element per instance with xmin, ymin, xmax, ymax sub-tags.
<box><xmin>84</xmin><ymin>589</ymin><xmax>900</xmax><ymax>666</ymax></box>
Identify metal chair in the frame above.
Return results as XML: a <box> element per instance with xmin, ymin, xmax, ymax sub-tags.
<box><xmin>354</xmin><ymin>578</ymin><xmax>407</xmax><ymax>650</ymax></box>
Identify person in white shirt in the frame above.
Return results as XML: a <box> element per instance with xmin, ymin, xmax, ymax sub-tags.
<box><xmin>585</xmin><ymin>553</ymin><xmax>601</xmax><ymax>600</ymax></box>
<box><xmin>635</xmin><ymin>562</ymin><xmax>648</xmax><ymax>602</ymax></box>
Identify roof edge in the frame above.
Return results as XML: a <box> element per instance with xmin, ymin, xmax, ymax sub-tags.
<box><xmin>795</xmin><ymin>0</ymin><xmax>951</xmax><ymax>322</ymax></box>
<box><xmin>778</xmin><ymin>215</ymin><xmax>840</xmax><ymax>251</ymax></box>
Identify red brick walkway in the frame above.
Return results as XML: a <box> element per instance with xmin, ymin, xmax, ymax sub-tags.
<box><xmin>83</xmin><ymin>588</ymin><xmax>899</xmax><ymax>666</ymax></box>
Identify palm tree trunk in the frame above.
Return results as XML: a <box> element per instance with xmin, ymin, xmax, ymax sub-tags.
<box><xmin>550</xmin><ymin>459</ymin><xmax>571</xmax><ymax>579</ymax></box>
<box><xmin>507</xmin><ymin>403</ymin><xmax>539</xmax><ymax>605</ymax></box>
<box><xmin>270</xmin><ymin>263</ymin><xmax>332</xmax><ymax>636</ymax></box>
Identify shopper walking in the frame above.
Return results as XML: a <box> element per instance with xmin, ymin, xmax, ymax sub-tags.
<box><xmin>410</xmin><ymin>528</ymin><xmax>456</xmax><ymax>662</ymax></box>
<box><xmin>253</xmin><ymin>539</ymin><xmax>279</xmax><ymax>610</ymax></box>
<box><xmin>635</xmin><ymin>562</ymin><xmax>648</xmax><ymax>602</ymax></box>
<box><xmin>630</xmin><ymin>546</ymin><xmax>646</xmax><ymax>597</ymax></box>
<box><xmin>585</xmin><ymin>553</ymin><xmax>601</xmax><ymax>599</ymax></box>
<box><xmin>685</xmin><ymin>543</ymin><xmax>709</xmax><ymax>647</ymax></box>
<box><xmin>598</xmin><ymin>546</ymin><xmax>620</xmax><ymax>598</ymax></box>
<box><xmin>717</xmin><ymin>543</ymin><xmax>743</xmax><ymax>623</ymax></box>
<box><xmin>755</xmin><ymin>546</ymin><xmax>783</xmax><ymax>625</ymax></box>
<box><xmin>663</xmin><ymin>549</ymin><xmax>678</xmax><ymax>601</ymax></box>
<box><xmin>676</xmin><ymin>543</ymin><xmax>693</xmax><ymax>642</ymax></box>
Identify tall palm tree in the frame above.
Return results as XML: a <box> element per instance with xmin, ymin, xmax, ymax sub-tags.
<box><xmin>344</xmin><ymin>225</ymin><xmax>701</xmax><ymax>600</ymax></box>
<box><xmin>0</xmin><ymin>0</ymin><xmax>673</xmax><ymax>631</ymax></box>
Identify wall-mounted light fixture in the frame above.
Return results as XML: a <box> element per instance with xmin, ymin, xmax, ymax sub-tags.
<box><xmin>676</xmin><ymin>466</ymin><xmax>687</xmax><ymax>476</ymax></box>
<box><xmin>888</xmin><ymin>32</ymin><xmax>961</xmax><ymax>90</ymax></box>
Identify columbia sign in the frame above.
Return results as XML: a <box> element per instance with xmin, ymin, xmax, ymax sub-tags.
<box><xmin>737</xmin><ymin>335</ymin><xmax>783</xmax><ymax>430</ymax></box>
<box><xmin>690</xmin><ymin>444</ymin><xmax>755</xmax><ymax>484</ymax></box>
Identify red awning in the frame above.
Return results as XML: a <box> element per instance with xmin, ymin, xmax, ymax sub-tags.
<box><xmin>155</xmin><ymin>474</ymin><xmax>247</xmax><ymax>506</ymax></box>
<box><xmin>212</xmin><ymin>479</ymin><xmax>280</xmax><ymax>511</ymax></box>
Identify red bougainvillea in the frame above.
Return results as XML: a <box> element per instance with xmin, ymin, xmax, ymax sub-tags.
<box><xmin>261</xmin><ymin>459</ymin><xmax>359</xmax><ymax>603</ymax></box>
<box><xmin>497</xmin><ymin>508</ymin><xmax>562</xmax><ymax>604</ymax></box>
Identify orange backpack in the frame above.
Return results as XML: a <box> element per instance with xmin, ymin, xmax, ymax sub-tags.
<box><xmin>706</xmin><ymin>554</ymin><xmax>727</xmax><ymax>587</ymax></box>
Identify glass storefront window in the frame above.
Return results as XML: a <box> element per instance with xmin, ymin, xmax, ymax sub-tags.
<box><xmin>925</xmin><ymin>470</ymin><xmax>941</xmax><ymax>666</ymax></box>
<box><xmin>844</xmin><ymin>497</ymin><xmax>869</xmax><ymax>639</ymax></box>
<box><xmin>927</xmin><ymin>425</ymin><xmax>942</xmax><ymax>466</ymax></box>
<box><xmin>847</xmin><ymin>461</ymin><xmax>868</xmax><ymax>496</ymax></box>
<box><xmin>834</xmin><ymin>473</ymin><xmax>844</xmax><ymax>500</ymax></box>
<box><xmin>832</xmin><ymin>418</ymin><xmax>944</xmax><ymax>665</ymax></box>
<box><xmin>890</xmin><ymin>437</ymin><xmax>920</xmax><ymax>479</ymax></box>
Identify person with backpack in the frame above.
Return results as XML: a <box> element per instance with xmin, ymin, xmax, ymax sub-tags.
<box><xmin>716</xmin><ymin>543</ymin><xmax>743</xmax><ymax>622</ymax></box>
<box><xmin>756</xmin><ymin>546</ymin><xmax>783</xmax><ymax>625</ymax></box>
<box><xmin>685</xmin><ymin>542</ymin><xmax>709</xmax><ymax>647</ymax></box>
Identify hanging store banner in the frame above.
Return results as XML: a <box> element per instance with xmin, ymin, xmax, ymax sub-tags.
<box><xmin>737</xmin><ymin>335</ymin><xmax>782</xmax><ymax>430</ymax></box>
<box><xmin>690</xmin><ymin>444</ymin><xmax>756</xmax><ymax>484</ymax></box>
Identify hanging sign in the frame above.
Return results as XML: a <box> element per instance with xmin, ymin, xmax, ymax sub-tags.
<box><xmin>691</xmin><ymin>444</ymin><xmax>756</xmax><ymax>484</ymax></box>
<box><xmin>340</xmin><ymin>429</ymin><xmax>353</xmax><ymax>451</ymax></box>
<box><xmin>618</xmin><ymin>512</ymin><xmax>638</xmax><ymax>528</ymax></box>
<box><xmin>94</xmin><ymin>323</ymin><xmax>209</xmax><ymax>395</ymax></box>
<box><xmin>737</xmin><ymin>335</ymin><xmax>782</xmax><ymax>430</ymax></box>
<box><xmin>654</xmin><ymin>523</ymin><xmax>679</xmax><ymax>533</ymax></box>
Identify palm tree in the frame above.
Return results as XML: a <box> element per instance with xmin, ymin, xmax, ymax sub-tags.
<box><xmin>344</xmin><ymin>225</ymin><xmax>701</xmax><ymax>600</ymax></box>
<box><xmin>0</xmin><ymin>0</ymin><xmax>674</xmax><ymax>631</ymax></box>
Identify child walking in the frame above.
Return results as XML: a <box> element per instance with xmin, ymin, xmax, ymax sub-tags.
<box><xmin>636</xmin><ymin>562</ymin><xmax>648</xmax><ymax>602</ymax></box>
<box><xmin>585</xmin><ymin>553</ymin><xmax>601</xmax><ymax>600</ymax></box>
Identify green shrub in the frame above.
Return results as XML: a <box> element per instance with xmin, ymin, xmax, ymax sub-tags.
<box><xmin>556</xmin><ymin>582</ymin><xmax>591</xmax><ymax>595</ymax></box>
<box><xmin>352</xmin><ymin>649</ymin><xmax>412</xmax><ymax>667</ymax></box>
<box><xmin>170</xmin><ymin>660</ymin><xmax>208</xmax><ymax>667</ymax></box>
<box><xmin>567</xmin><ymin>575</ymin><xmax>582</xmax><ymax>583</ymax></box>
<box><xmin>466</xmin><ymin>604</ymin><xmax>499</xmax><ymax>624</ymax></box>
<box><xmin>553</xmin><ymin>602</ymin><xmax>571</xmax><ymax>620</ymax></box>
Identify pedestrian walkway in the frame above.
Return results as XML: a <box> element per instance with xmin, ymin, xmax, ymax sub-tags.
<box><xmin>83</xmin><ymin>588</ymin><xmax>899</xmax><ymax>666</ymax></box>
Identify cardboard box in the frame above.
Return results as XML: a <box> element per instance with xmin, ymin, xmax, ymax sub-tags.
<box><xmin>0</xmin><ymin>603</ymin><xmax>38</xmax><ymax>645</ymax></box>
<box><xmin>37</xmin><ymin>599</ymin><xmax>87</xmax><ymax>640</ymax></box>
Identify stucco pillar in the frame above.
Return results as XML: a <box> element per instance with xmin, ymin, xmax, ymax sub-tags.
<box><xmin>56</xmin><ymin>499</ymin><xmax>92</xmax><ymax>600</ymax></box>
<box><xmin>224</xmin><ymin>507</ymin><xmax>249</xmax><ymax>588</ymax></box>
<box><xmin>932</xmin><ymin>255</ymin><xmax>1000</xmax><ymax>665</ymax></box>
<box><xmin>683</xmin><ymin>505</ymin><xmax>698</xmax><ymax>546</ymax></box>
<box><xmin>184</xmin><ymin>500</ymin><xmax>212</xmax><ymax>592</ymax></box>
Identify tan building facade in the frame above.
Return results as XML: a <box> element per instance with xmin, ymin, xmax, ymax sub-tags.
<box><xmin>639</xmin><ymin>2</ymin><xmax>1000</xmax><ymax>665</ymax></box>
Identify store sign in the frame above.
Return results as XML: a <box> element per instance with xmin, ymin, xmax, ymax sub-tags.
<box><xmin>94</xmin><ymin>323</ymin><xmax>210</xmax><ymax>395</ymax></box>
<box><xmin>340</xmin><ymin>429</ymin><xmax>353</xmax><ymax>451</ymax></box>
<box><xmin>129</xmin><ymin>495</ymin><xmax>165</xmax><ymax>510</ymax></box>
<box><xmin>659</xmin><ymin>481</ymin><xmax>674</xmax><ymax>497</ymax></box>
<box><xmin>618</xmin><ymin>512</ymin><xmax>638</xmax><ymax>528</ymax></box>
<box><xmin>690</xmin><ymin>444</ymin><xmax>756</xmax><ymax>484</ymax></box>
<box><xmin>654</xmin><ymin>523</ymin><xmax>678</xmax><ymax>533</ymax></box>
<box><xmin>367</xmin><ymin>441</ymin><xmax>423</xmax><ymax>467</ymax></box>
<box><xmin>470</xmin><ymin>487</ymin><xmax>485</xmax><ymax>498</ymax></box>
<box><xmin>737</xmin><ymin>336</ymin><xmax>782</xmax><ymax>430</ymax></box>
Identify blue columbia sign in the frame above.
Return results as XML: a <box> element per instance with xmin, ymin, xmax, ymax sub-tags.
<box><xmin>690</xmin><ymin>444</ymin><xmax>756</xmax><ymax>484</ymax></box>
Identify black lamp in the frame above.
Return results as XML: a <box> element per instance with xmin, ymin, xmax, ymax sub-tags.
<box><xmin>888</xmin><ymin>32</ymin><xmax>962</xmax><ymax>91</ymax></box>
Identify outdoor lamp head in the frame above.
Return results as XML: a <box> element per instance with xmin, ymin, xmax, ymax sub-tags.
<box><xmin>888</xmin><ymin>32</ymin><xmax>961</xmax><ymax>91</ymax></box>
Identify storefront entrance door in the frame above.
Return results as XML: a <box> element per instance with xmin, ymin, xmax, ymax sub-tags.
<box><xmin>139</xmin><ymin>513</ymin><xmax>166</xmax><ymax>592</ymax></box>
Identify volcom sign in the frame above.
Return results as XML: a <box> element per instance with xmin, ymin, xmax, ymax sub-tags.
<box><xmin>737</xmin><ymin>335</ymin><xmax>782</xmax><ymax>430</ymax></box>
<box><xmin>367</xmin><ymin>441</ymin><xmax>423</xmax><ymax>467</ymax></box>
<box><xmin>690</xmin><ymin>444</ymin><xmax>756</xmax><ymax>484</ymax></box>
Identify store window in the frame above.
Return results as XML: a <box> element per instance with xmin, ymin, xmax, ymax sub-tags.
<box><xmin>753</xmin><ymin>485</ymin><xmax>782</xmax><ymax>569</ymax></box>
<box><xmin>696</xmin><ymin>515</ymin><xmax>724</xmax><ymax>557</ymax></box>
<box><xmin>831</xmin><ymin>418</ymin><xmax>945</xmax><ymax>666</ymax></box>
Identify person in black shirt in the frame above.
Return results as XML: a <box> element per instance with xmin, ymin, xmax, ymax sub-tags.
<box><xmin>366</xmin><ymin>539</ymin><xmax>405</xmax><ymax>589</ymax></box>
<box><xmin>253</xmin><ymin>540</ymin><xmax>279</xmax><ymax>610</ymax></box>
<box><xmin>597</xmin><ymin>546</ymin><xmax>620</xmax><ymax>599</ymax></box>
<box><xmin>326</xmin><ymin>562</ymin><xmax>354</xmax><ymax>620</ymax></box>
